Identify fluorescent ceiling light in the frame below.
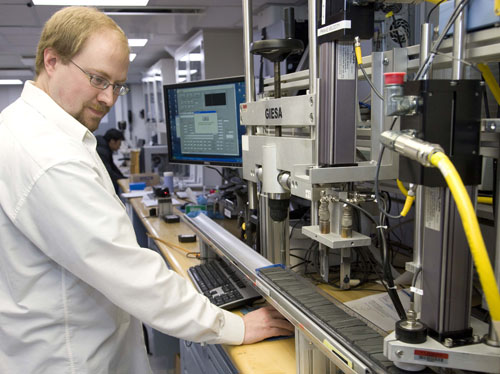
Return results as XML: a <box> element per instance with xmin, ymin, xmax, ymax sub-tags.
<box><xmin>177</xmin><ymin>70</ymin><xmax>198</xmax><ymax>76</ymax></box>
<box><xmin>129</xmin><ymin>53</ymin><xmax>137</xmax><ymax>62</ymax></box>
<box><xmin>128</xmin><ymin>39</ymin><xmax>148</xmax><ymax>47</ymax></box>
<box><xmin>32</xmin><ymin>0</ymin><xmax>149</xmax><ymax>5</ymax></box>
<box><xmin>180</xmin><ymin>53</ymin><xmax>202</xmax><ymax>62</ymax></box>
<box><xmin>0</xmin><ymin>79</ymin><xmax>23</xmax><ymax>85</ymax></box>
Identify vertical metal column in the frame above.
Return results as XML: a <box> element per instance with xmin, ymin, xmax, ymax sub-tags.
<box><xmin>420</xmin><ymin>187</ymin><xmax>474</xmax><ymax>339</ymax></box>
<box><xmin>242</xmin><ymin>0</ymin><xmax>254</xmax><ymax>105</ymax></box>
<box><xmin>242</xmin><ymin>0</ymin><xmax>259</xmax><ymax>212</ymax></box>
<box><xmin>409</xmin><ymin>23</ymin><xmax>433</xmax><ymax>311</ymax></box>
<box><xmin>296</xmin><ymin>329</ymin><xmax>330</xmax><ymax>374</ymax></box>
<box><xmin>487</xmin><ymin>162</ymin><xmax>500</xmax><ymax>345</ymax></box>
<box><xmin>259</xmin><ymin>194</ymin><xmax>290</xmax><ymax>265</ymax></box>
<box><xmin>371</xmin><ymin>48</ymin><xmax>407</xmax><ymax>163</ymax></box>
<box><xmin>411</xmin><ymin>186</ymin><xmax>424</xmax><ymax>281</ymax></box>
<box><xmin>419</xmin><ymin>23</ymin><xmax>433</xmax><ymax>80</ymax></box>
<box><xmin>308</xmin><ymin>0</ymin><xmax>318</xmax><ymax>166</ymax></box>
<box><xmin>452</xmin><ymin>0</ymin><xmax>467</xmax><ymax>80</ymax></box>
<box><xmin>308</xmin><ymin>0</ymin><xmax>319</xmax><ymax>250</ymax></box>
<box><xmin>420</xmin><ymin>1</ymin><xmax>474</xmax><ymax>341</ymax></box>
<box><xmin>318</xmin><ymin>41</ymin><xmax>357</xmax><ymax>166</ymax></box>
<box><xmin>371</xmin><ymin>52</ymin><xmax>385</xmax><ymax>163</ymax></box>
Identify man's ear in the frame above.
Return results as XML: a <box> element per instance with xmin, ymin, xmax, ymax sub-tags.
<box><xmin>43</xmin><ymin>48</ymin><xmax>60</xmax><ymax>76</ymax></box>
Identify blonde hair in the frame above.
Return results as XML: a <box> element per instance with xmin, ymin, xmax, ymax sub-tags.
<box><xmin>35</xmin><ymin>6</ymin><xmax>129</xmax><ymax>77</ymax></box>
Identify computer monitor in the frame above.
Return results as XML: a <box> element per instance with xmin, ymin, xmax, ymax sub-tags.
<box><xmin>163</xmin><ymin>76</ymin><xmax>246</xmax><ymax>167</ymax></box>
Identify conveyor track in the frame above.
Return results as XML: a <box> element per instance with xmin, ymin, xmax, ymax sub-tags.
<box><xmin>258</xmin><ymin>266</ymin><xmax>398</xmax><ymax>373</ymax></box>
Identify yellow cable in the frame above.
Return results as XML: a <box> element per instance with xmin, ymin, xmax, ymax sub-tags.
<box><xmin>146</xmin><ymin>233</ymin><xmax>198</xmax><ymax>256</ymax></box>
<box><xmin>400</xmin><ymin>195</ymin><xmax>415</xmax><ymax>217</ymax></box>
<box><xmin>429</xmin><ymin>152</ymin><xmax>500</xmax><ymax>337</ymax></box>
<box><xmin>397</xmin><ymin>179</ymin><xmax>408</xmax><ymax>197</ymax></box>
<box><xmin>354</xmin><ymin>39</ymin><xmax>362</xmax><ymax>65</ymax></box>
<box><xmin>478</xmin><ymin>196</ymin><xmax>493</xmax><ymax>205</ymax></box>
<box><xmin>396</xmin><ymin>179</ymin><xmax>414</xmax><ymax>216</ymax></box>
<box><xmin>477</xmin><ymin>63</ymin><xmax>500</xmax><ymax>107</ymax></box>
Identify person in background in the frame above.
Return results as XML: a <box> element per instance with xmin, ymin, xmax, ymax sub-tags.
<box><xmin>96</xmin><ymin>128</ymin><xmax>126</xmax><ymax>193</ymax></box>
<box><xmin>0</xmin><ymin>6</ymin><xmax>293</xmax><ymax>374</ymax></box>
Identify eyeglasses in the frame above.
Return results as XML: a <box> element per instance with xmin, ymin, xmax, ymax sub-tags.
<box><xmin>70</xmin><ymin>60</ymin><xmax>129</xmax><ymax>96</ymax></box>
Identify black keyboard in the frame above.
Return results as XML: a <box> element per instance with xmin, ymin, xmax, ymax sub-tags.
<box><xmin>188</xmin><ymin>259</ymin><xmax>262</xmax><ymax>310</ymax></box>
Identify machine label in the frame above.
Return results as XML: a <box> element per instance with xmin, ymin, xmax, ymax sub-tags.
<box><xmin>424</xmin><ymin>187</ymin><xmax>441</xmax><ymax>231</ymax></box>
<box><xmin>337</xmin><ymin>43</ymin><xmax>355</xmax><ymax>80</ymax></box>
<box><xmin>323</xmin><ymin>339</ymin><xmax>353</xmax><ymax>368</ymax></box>
<box><xmin>242</xmin><ymin>135</ymin><xmax>249</xmax><ymax>151</ymax></box>
<box><xmin>317</xmin><ymin>20</ymin><xmax>351</xmax><ymax>37</ymax></box>
<box><xmin>321</xmin><ymin>0</ymin><xmax>326</xmax><ymax>25</ymax></box>
<box><xmin>414</xmin><ymin>350</ymin><xmax>448</xmax><ymax>364</ymax></box>
<box><xmin>265</xmin><ymin>107</ymin><xmax>282</xmax><ymax>120</ymax></box>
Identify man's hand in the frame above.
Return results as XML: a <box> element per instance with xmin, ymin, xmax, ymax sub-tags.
<box><xmin>242</xmin><ymin>305</ymin><xmax>294</xmax><ymax>344</ymax></box>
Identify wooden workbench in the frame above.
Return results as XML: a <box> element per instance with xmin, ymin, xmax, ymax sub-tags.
<box><xmin>119</xmin><ymin>179</ymin><xmax>296</xmax><ymax>374</ymax></box>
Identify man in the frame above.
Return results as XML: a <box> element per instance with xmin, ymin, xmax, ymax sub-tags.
<box><xmin>0</xmin><ymin>7</ymin><xmax>293</xmax><ymax>373</ymax></box>
<box><xmin>96</xmin><ymin>128</ymin><xmax>126</xmax><ymax>193</ymax></box>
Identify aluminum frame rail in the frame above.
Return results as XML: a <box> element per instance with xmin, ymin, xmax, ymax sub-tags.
<box><xmin>182</xmin><ymin>214</ymin><xmax>412</xmax><ymax>374</ymax></box>
<box><xmin>358</xmin><ymin>27</ymin><xmax>500</xmax><ymax>79</ymax></box>
<box><xmin>182</xmin><ymin>213</ymin><xmax>271</xmax><ymax>283</ymax></box>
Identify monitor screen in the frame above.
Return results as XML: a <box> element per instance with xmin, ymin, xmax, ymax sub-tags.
<box><xmin>163</xmin><ymin>76</ymin><xmax>246</xmax><ymax>167</ymax></box>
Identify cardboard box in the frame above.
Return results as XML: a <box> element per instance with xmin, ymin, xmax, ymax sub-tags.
<box><xmin>129</xmin><ymin>149</ymin><xmax>140</xmax><ymax>174</ymax></box>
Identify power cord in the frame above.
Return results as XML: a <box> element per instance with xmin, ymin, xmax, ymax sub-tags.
<box><xmin>146</xmin><ymin>233</ymin><xmax>201</xmax><ymax>259</ymax></box>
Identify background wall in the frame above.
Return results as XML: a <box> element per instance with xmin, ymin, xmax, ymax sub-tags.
<box><xmin>0</xmin><ymin>85</ymin><xmax>23</xmax><ymax>112</ymax></box>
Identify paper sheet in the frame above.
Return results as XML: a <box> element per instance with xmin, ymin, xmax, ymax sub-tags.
<box><xmin>141</xmin><ymin>195</ymin><xmax>183</xmax><ymax>207</ymax></box>
<box><xmin>121</xmin><ymin>190</ymin><xmax>149</xmax><ymax>198</ymax></box>
<box><xmin>345</xmin><ymin>289</ymin><xmax>412</xmax><ymax>332</ymax></box>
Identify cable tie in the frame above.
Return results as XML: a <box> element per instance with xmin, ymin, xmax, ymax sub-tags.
<box><xmin>410</xmin><ymin>286</ymin><xmax>424</xmax><ymax>296</ymax></box>
<box><xmin>376</xmin><ymin>225</ymin><xmax>388</xmax><ymax>229</ymax></box>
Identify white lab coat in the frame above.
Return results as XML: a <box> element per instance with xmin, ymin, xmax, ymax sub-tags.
<box><xmin>0</xmin><ymin>82</ymin><xmax>244</xmax><ymax>374</ymax></box>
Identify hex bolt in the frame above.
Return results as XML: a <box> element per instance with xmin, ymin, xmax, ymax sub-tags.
<box><xmin>395</xmin><ymin>349</ymin><xmax>404</xmax><ymax>358</ymax></box>
<box><xmin>383</xmin><ymin>58</ymin><xmax>389</xmax><ymax>66</ymax></box>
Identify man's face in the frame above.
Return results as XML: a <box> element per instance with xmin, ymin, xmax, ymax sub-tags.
<box><xmin>49</xmin><ymin>31</ymin><xmax>129</xmax><ymax>132</ymax></box>
<box><xmin>109</xmin><ymin>139</ymin><xmax>122</xmax><ymax>152</ymax></box>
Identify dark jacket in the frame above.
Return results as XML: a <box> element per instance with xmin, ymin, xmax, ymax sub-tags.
<box><xmin>96</xmin><ymin>135</ymin><xmax>125</xmax><ymax>193</ymax></box>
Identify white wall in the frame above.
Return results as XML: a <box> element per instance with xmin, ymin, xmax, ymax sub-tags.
<box><xmin>0</xmin><ymin>85</ymin><xmax>23</xmax><ymax>112</ymax></box>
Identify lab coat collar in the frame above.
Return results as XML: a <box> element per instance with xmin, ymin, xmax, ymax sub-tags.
<box><xmin>21</xmin><ymin>81</ymin><xmax>96</xmax><ymax>146</ymax></box>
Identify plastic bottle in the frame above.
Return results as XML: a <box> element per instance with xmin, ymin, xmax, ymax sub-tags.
<box><xmin>162</xmin><ymin>171</ymin><xmax>174</xmax><ymax>194</ymax></box>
